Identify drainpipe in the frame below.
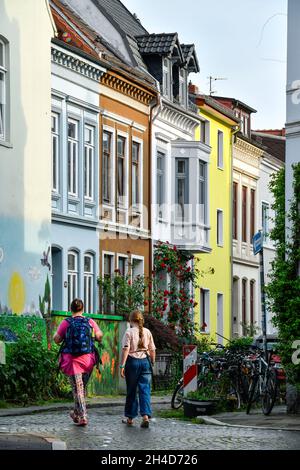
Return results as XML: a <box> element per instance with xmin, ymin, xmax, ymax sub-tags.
<box><xmin>230</xmin><ymin>125</ymin><xmax>240</xmax><ymax>338</ymax></box>
<box><xmin>148</xmin><ymin>82</ymin><xmax>161</xmax><ymax>315</ymax></box>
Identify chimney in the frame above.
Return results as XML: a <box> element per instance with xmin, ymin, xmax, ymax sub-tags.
<box><xmin>188</xmin><ymin>81</ymin><xmax>199</xmax><ymax>95</ymax></box>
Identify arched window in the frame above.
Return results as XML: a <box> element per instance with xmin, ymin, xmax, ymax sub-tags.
<box><xmin>0</xmin><ymin>36</ymin><xmax>9</xmax><ymax>142</ymax></box>
<box><xmin>84</xmin><ymin>253</ymin><xmax>94</xmax><ymax>313</ymax></box>
<box><xmin>68</xmin><ymin>251</ymin><xmax>78</xmax><ymax>309</ymax></box>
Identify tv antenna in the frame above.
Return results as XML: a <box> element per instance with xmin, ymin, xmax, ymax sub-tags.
<box><xmin>207</xmin><ymin>76</ymin><xmax>228</xmax><ymax>95</ymax></box>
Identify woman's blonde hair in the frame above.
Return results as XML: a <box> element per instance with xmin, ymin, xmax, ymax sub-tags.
<box><xmin>130</xmin><ymin>310</ymin><xmax>145</xmax><ymax>350</ymax></box>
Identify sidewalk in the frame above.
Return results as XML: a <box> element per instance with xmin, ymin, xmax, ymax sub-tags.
<box><xmin>202</xmin><ymin>405</ymin><xmax>300</xmax><ymax>431</ymax></box>
<box><xmin>0</xmin><ymin>433</ymin><xmax>66</xmax><ymax>450</ymax></box>
<box><xmin>0</xmin><ymin>395</ymin><xmax>171</xmax><ymax>418</ymax></box>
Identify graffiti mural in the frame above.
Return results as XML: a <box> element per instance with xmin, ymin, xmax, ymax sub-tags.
<box><xmin>51</xmin><ymin>314</ymin><xmax>121</xmax><ymax>395</ymax></box>
<box><xmin>0</xmin><ymin>315</ymin><xmax>47</xmax><ymax>347</ymax></box>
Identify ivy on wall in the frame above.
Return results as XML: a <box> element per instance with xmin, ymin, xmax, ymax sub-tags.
<box><xmin>266</xmin><ymin>164</ymin><xmax>300</xmax><ymax>385</ymax></box>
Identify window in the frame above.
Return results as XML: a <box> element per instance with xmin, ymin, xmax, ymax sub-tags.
<box><xmin>179</xmin><ymin>68</ymin><xmax>187</xmax><ymax>106</ymax></box>
<box><xmin>103</xmin><ymin>253</ymin><xmax>114</xmax><ymax>314</ymax></box>
<box><xmin>84</xmin><ymin>254</ymin><xmax>94</xmax><ymax>313</ymax></box>
<box><xmin>200</xmin><ymin>288</ymin><xmax>209</xmax><ymax>332</ymax></box>
<box><xmin>102</xmin><ymin>130</ymin><xmax>112</xmax><ymax>203</ymax></box>
<box><xmin>262</xmin><ymin>202</ymin><xmax>270</xmax><ymax>241</ymax></box>
<box><xmin>217</xmin><ymin>293</ymin><xmax>224</xmax><ymax>342</ymax></box>
<box><xmin>233</xmin><ymin>182</ymin><xmax>238</xmax><ymax>239</ymax></box>
<box><xmin>117</xmin><ymin>256</ymin><xmax>128</xmax><ymax>277</ymax></box>
<box><xmin>250</xmin><ymin>280</ymin><xmax>255</xmax><ymax>326</ymax></box>
<box><xmin>242</xmin><ymin>279</ymin><xmax>247</xmax><ymax>335</ymax></box>
<box><xmin>157</xmin><ymin>151</ymin><xmax>165</xmax><ymax>218</ymax></box>
<box><xmin>198</xmin><ymin>161</ymin><xmax>206</xmax><ymax>223</ymax></box>
<box><xmin>163</xmin><ymin>58</ymin><xmax>172</xmax><ymax>99</ymax></box>
<box><xmin>51</xmin><ymin>113</ymin><xmax>59</xmax><ymax>192</ymax></box>
<box><xmin>217</xmin><ymin>131</ymin><xmax>224</xmax><ymax>168</ymax></box>
<box><xmin>200</xmin><ymin>120</ymin><xmax>209</xmax><ymax>145</ymax></box>
<box><xmin>243</xmin><ymin>115</ymin><xmax>249</xmax><ymax>136</ymax></box>
<box><xmin>67</xmin><ymin>119</ymin><xmax>79</xmax><ymax>196</ymax></box>
<box><xmin>217</xmin><ymin>210</ymin><xmax>223</xmax><ymax>246</ymax></box>
<box><xmin>132</xmin><ymin>257</ymin><xmax>144</xmax><ymax>280</ymax></box>
<box><xmin>117</xmin><ymin>136</ymin><xmax>126</xmax><ymax>205</ymax></box>
<box><xmin>84</xmin><ymin>125</ymin><xmax>95</xmax><ymax>200</ymax></box>
<box><xmin>0</xmin><ymin>37</ymin><xmax>8</xmax><ymax>142</ymax></box>
<box><xmin>250</xmin><ymin>189</ymin><xmax>255</xmax><ymax>241</ymax></box>
<box><xmin>242</xmin><ymin>186</ymin><xmax>247</xmax><ymax>242</ymax></box>
<box><xmin>175</xmin><ymin>158</ymin><xmax>189</xmax><ymax>220</ymax></box>
<box><xmin>132</xmin><ymin>141</ymin><xmax>140</xmax><ymax>208</ymax></box>
<box><xmin>68</xmin><ymin>251</ymin><xmax>78</xmax><ymax>309</ymax></box>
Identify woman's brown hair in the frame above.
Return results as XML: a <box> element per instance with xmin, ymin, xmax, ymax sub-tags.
<box><xmin>70</xmin><ymin>298</ymin><xmax>84</xmax><ymax>313</ymax></box>
<box><xmin>130</xmin><ymin>310</ymin><xmax>145</xmax><ymax>349</ymax></box>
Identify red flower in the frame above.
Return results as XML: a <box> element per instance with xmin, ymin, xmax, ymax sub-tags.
<box><xmin>161</xmin><ymin>263</ymin><xmax>166</xmax><ymax>269</ymax></box>
<box><xmin>167</xmin><ymin>267</ymin><xmax>172</xmax><ymax>273</ymax></box>
<box><xmin>173</xmin><ymin>245</ymin><xmax>177</xmax><ymax>251</ymax></box>
<box><xmin>144</xmin><ymin>300</ymin><xmax>148</xmax><ymax>306</ymax></box>
<box><xmin>114</xmin><ymin>268</ymin><xmax>121</xmax><ymax>274</ymax></box>
<box><xmin>163</xmin><ymin>303</ymin><xmax>168</xmax><ymax>311</ymax></box>
<box><xmin>128</xmin><ymin>280</ymin><xmax>132</xmax><ymax>286</ymax></box>
<box><xmin>164</xmin><ymin>290</ymin><xmax>169</xmax><ymax>296</ymax></box>
<box><xmin>189</xmin><ymin>299</ymin><xmax>194</xmax><ymax>304</ymax></box>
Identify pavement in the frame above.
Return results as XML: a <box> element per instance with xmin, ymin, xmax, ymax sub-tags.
<box><xmin>204</xmin><ymin>405</ymin><xmax>300</xmax><ymax>431</ymax></box>
<box><xmin>0</xmin><ymin>400</ymin><xmax>300</xmax><ymax>450</ymax></box>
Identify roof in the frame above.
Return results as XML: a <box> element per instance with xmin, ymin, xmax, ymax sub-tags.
<box><xmin>136</xmin><ymin>33</ymin><xmax>181</xmax><ymax>57</ymax></box>
<box><xmin>181</xmin><ymin>44</ymin><xmax>200</xmax><ymax>73</ymax></box>
<box><xmin>93</xmin><ymin>0</ymin><xmax>148</xmax><ymax>37</ymax></box>
<box><xmin>192</xmin><ymin>93</ymin><xmax>240</xmax><ymax>124</ymax></box>
<box><xmin>213</xmin><ymin>96</ymin><xmax>257</xmax><ymax>114</ymax></box>
<box><xmin>251</xmin><ymin>131</ymin><xmax>286</xmax><ymax>163</ymax></box>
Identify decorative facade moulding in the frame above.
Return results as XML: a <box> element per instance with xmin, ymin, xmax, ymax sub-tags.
<box><xmin>101</xmin><ymin>72</ymin><xmax>155</xmax><ymax>106</ymax></box>
<box><xmin>159</xmin><ymin>103</ymin><xmax>199</xmax><ymax>135</ymax></box>
<box><xmin>51</xmin><ymin>46</ymin><xmax>106</xmax><ymax>82</ymax></box>
<box><xmin>235</xmin><ymin>137</ymin><xmax>264</xmax><ymax>159</ymax></box>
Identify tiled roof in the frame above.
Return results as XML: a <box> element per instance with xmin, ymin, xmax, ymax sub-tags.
<box><xmin>252</xmin><ymin>132</ymin><xmax>286</xmax><ymax>163</ymax></box>
<box><xmin>93</xmin><ymin>0</ymin><xmax>148</xmax><ymax>37</ymax></box>
<box><xmin>181</xmin><ymin>44</ymin><xmax>200</xmax><ymax>72</ymax></box>
<box><xmin>136</xmin><ymin>33</ymin><xmax>179</xmax><ymax>56</ymax></box>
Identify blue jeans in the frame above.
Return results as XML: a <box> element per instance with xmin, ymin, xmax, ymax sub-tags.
<box><xmin>124</xmin><ymin>356</ymin><xmax>152</xmax><ymax>419</ymax></box>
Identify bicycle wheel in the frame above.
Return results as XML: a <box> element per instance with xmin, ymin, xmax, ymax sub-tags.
<box><xmin>246</xmin><ymin>375</ymin><xmax>259</xmax><ymax>414</ymax></box>
<box><xmin>171</xmin><ymin>378</ymin><xmax>184</xmax><ymax>409</ymax></box>
<box><xmin>261</xmin><ymin>369</ymin><xmax>277</xmax><ymax>416</ymax></box>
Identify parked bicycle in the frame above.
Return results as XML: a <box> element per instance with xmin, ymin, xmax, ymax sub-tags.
<box><xmin>246</xmin><ymin>346</ymin><xmax>278</xmax><ymax>415</ymax></box>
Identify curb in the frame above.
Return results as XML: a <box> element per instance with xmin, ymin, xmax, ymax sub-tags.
<box><xmin>0</xmin><ymin>432</ymin><xmax>67</xmax><ymax>450</ymax></box>
<box><xmin>0</xmin><ymin>397</ymin><xmax>171</xmax><ymax>418</ymax></box>
<box><xmin>200</xmin><ymin>415</ymin><xmax>300</xmax><ymax>432</ymax></box>
<box><xmin>44</xmin><ymin>437</ymin><xmax>67</xmax><ymax>450</ymax></box>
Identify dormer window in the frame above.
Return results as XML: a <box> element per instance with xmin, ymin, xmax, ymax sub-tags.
<box><xmin>179</xmin><ymin>68</ymin><xmax>187</xmax><ymax>107</ymax></box>
<box><xmin>163</xmin><ymin>58</ymin><xmax>172</xmax><ymax>100</ymax></box>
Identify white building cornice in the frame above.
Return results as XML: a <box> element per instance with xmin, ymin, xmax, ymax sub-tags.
<box><xmin>158</xmin><ymin>100</ymin><xmax>200</xmax><ymax>136</ymax></box>
<box><xmin>51</xmin><ymin>45</ymin><xmax>106</xmax><ymax>82</ymax></box>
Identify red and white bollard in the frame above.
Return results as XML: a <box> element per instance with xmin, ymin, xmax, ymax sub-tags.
<box><xmin>183</xmin><ymin>345</ymin><xmax>198</xmax><ymax>397</ymax></box>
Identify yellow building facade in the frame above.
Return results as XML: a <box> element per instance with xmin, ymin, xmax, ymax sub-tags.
<box><xmin>193</xmin><ymin>95</ymin><xmax>239</xmax><ymax>344</ymax></box>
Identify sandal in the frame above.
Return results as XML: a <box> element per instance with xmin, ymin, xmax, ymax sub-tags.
<box><xmin>122</xmin><ymin>418</ymin><xmax>133</xmax><ymax>426</ymax></box>
<box><xmin>141</xmin><ymin>419</ymin><xmax>150</xmax><ymax>428</ymax></box>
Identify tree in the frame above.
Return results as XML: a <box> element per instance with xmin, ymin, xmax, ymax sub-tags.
<box><xmin>266</xmin><ymin>164</ymin><xmax>300</xmax><ymax>413</ymax></box>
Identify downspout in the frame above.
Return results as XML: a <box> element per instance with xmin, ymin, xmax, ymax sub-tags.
<box><xmin>148</xmin><ymin>81</ymin><xmax>162</xmax><ymax>315</ymax></box>
<box><xmin>230</xmin><ymin>125</ymin><xmax>240</xmax><ymax>338</ymax></box>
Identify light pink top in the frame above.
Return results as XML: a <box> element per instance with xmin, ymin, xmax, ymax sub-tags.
<box><xmin>122</xmin><ymin>326</ymin><xmax>156</xmax><ymax>359</ymax></box>
<box><xmin>56</xmin><ymin>317</ymin><xmax>101</xmax><ymax>376</ymax></box>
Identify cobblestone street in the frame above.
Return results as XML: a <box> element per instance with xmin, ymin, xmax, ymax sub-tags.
<box><xmin>0</xmin><ymin>405</ymin><xmax>300</xmax><ymax>450</ymax></box>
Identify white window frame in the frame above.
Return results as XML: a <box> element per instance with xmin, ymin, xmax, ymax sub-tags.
<box><xmin>117</xmin><ymin>131</ymin><xmax>129</xmax><ymax>209</ymax></box>
<box><xmin>200</xmin><ymin>288</ymin><xmax>210</xmax><ymax>333</ymax></box>
<box><xmin>117</xmin><ymin>254</ymin><xmax>129</xmax><ymax>277</ymax></box>
<box><xmin>84</xmin><ymin>253</ymin><xmax>94</xmax><ymax>314</ymax></box>
<box><xmin>131</xmin><ymin>136</ymin><xmax>143</xmax><ymax>214</ymax></box>
<box><xmin>51</xmin><ymin>112</ymin><xmax>60</xmax><ymax>193</ymax></box>
<box><xmin>84</xmin><ymin>124</ymin><xmax>95</xmax><ymax>201</ymax></box>
<box><xmin>262</xmin><ymin>201</ymin><xmax>270</xmax><ymax>243</ymax></box>
<box><xmin>67</xmin><ymin>118</ymin><xmax>79</xmax><ymax>197</ymax></box>
<box><xmin>157</xmin><ymin>149</ymin><xmax>166</xmax><ymax>220</ymax></box>
<box><xmin>102</xmin><ymin>126</ymin><xmax>115</xmax><ymax>206</ymax></box>
<box><xmin>0</xmin><ymin>37</ymin><xmax>8</xmax><ymax>143</ymax></box>
<box><xmin>217</xmin><ymin>209</ymin><xmax>224</xmax><ymax>247</ymax></box>
<box><xmin>131</xmin><ymin>255</ymin><xmax>144</xmax><ymax>280</ymax></box>
<box><xmin>163</xmin><ymin>58</ymin><xmax>172</xmax><ymax>100</ymax></box>
<box><xmin>68</xmin><ymin>250</ymin><xmax>79</xmax><ymax>309</ymax></box>
<box><xmin>217</xmin><ymin>130</ymin><xmax>224</xmax><ymax>169</ymax></box>
<box><xmin>198</xmin><ymin>160</ymin><xmax>207</xmax><ymax>224</ymax></box>
<box><xmin>179</xmin><ymin>68</ymin><xmax>187</xmax><ymax>107</ymax></box>
<box><xmin>102</xmin><ymin>251</ymin><xmax>115</xmax><ymax>314</ymax></box>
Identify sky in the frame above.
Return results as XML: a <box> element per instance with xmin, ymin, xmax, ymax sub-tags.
<box><xmin>122</xmin><ymin>0</ymin><xmax>287</xmax><ymax>130</ymax></box>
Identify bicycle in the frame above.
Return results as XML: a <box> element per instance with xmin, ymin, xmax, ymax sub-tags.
<box><xmin>246</xmin><ymin>347</ymin><xmax>277</xmax><ymax>415</ymax></box>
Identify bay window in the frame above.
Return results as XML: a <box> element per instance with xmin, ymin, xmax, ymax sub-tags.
<box><xmin>175</xmin><ymin>158</ymin><xmax>189</xmax><ymax>220</ymax></box>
